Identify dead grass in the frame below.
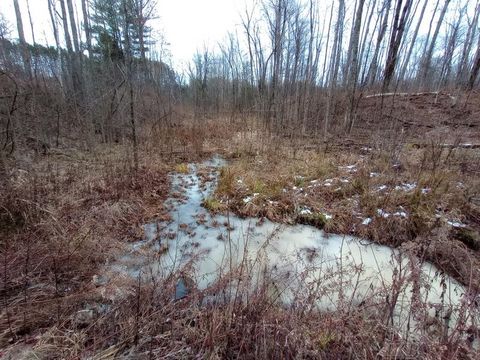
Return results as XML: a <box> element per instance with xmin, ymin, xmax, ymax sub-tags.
<box><xmin>205</xmin><ymin>137</ymin><xmax>480</xmax><ymax>291</ymax></box>
<box><xmin>0</xmin><ymin>108</ymin><xmax>479</xmax><ymax>358</ymax></box>
<box><xmin>0</xmin><ymin>143</ymin><xmax>170</xmax><ymax>350</ymax></box>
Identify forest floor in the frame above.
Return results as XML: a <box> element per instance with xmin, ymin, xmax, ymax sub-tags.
<box><xmin>1</xmin><ymin>91</ymin><xmax>480</xmax><ymax>358</ymax></box>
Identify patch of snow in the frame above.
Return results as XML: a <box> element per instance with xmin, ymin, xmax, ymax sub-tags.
<box><xmin>243</xmin><ymin>193</ymin><xmax>259</xmax><ymax>204</ymax></box>
<box><xmin>340</xmin><ymin>178</ymin><xmax>350</xmax><ymax>183</ymax></box>
<box><xmin>447</xmin><ymin>221</ymin><xmax>466</xmax><ymax>228</ymax></box>
<box><xmin>299</xmin><ymin>207</ymin><xmax>313</xmax><ymax>215</ymax></box>
<box><xmin>376</xmin><ymin>185</ymin><xmax>388</xmax><ymax>192</ymax></box>
<box><xmin>310</xmin><ymin>179</ymin><xmax>319</xmax><ymax>184</ymax></box>
<box><xmin>370</xmin><ymin>172</ymin><xmax>380</xmax><ymax>178</ymax></box>
<box><xmin>323</xmin><ymin>213</ymin><xmax>333</xmax><ymax>220</ymax></box>
<box><xmin>292</xmin><ymin>186</ymin><xmax>298</xmax><ymax>190</ymax></box>
<box><xmin>362</xmin><ymin>218</ymin><xmax>372</xmax><ymax>225</ymax></box>
<box><xmin>393</xmin><ymin>211</ymin><xmax>408</xmax><ymax>218</ymax></box>
<box><xmin>421</xmin><ymin>188</ymin><xmax>431</xmax><ymax>194</ymax></box>
<box><xmin>395</xmin><ymin>182</ymin><xmax>417</xmax><ymax>192</ymax></box>
<box><xmin>361</xmin><ymin>147</ymin><xmax>373</xmax><ymax>151</ymax></box>
<box><xmin>237</xmin><ymin>179</ymin><xmax>243</xmax><ymax>184</ymax></box>
<box><xmin>324</xmin><ymin>178</ymin><xmax>334</xmax><ymax>186</ymax></box>
<box><xmin>376</xmin><ymin>209</ymin><xmax>390</xmax><ymax>218</ymax></box>
<box><xmin>351</xmin><ymin>199</ymin><xmax>360</xmax><ymax>208</ymax></box>
<box><xmin>340</xmin><ymin>165</ymin><xmax>357</xmax><ymax>173</ymax></box>
<box><xmin>334</xmin><ymin>187</ymin><xmax>342</xmax><ymax>192</ymax></box>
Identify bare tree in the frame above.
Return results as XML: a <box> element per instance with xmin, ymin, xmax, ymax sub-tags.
<box><xmin>383</xmin><ymin>0</ymin><xmax>413</xmax><ymax>91</ymax></box>
<box><xmin>48</xmin><ymin>0</ymin><xmax>66</xmax><ymax>90</ymax></box>
<box><xmin>66</xmin><ymin>0</ymin><xmax>81</xmax><ymax>54</ymax></box>
<box><xmin>123</xmin><ymin>0</ymin><xmax>139</xmax><ymax>171</ymax></box>
<box><xmin>12</xmin><ymin>0</ymin><xmax>31</xmax><ymax>78</ymax></box>
<box><xmin>457</xmin><ymin>1</ymin><xmax>480</xmax><ymax>86</ymax></box>
<box><xmin>25</xmin><ymin>0</ymin><xmax>37</xmax><ymax>80</ymax></box>
<box><xmin>438</xmin><ymin>12</ymin><xmax>461</xmax><ymax>87</ymax></box>
<box><xmin>420</xmin><ymin>0</ymin><xmax>451</xmax><ymax>87</ymax></box>
<box><xmin>398</xmin><ymin>0</ymin><xmax>428</xmax><ymax>85</ymax></box>
<box><xmin>59</xmin><ymin>0</ymin><xmax>83</xmax><ymax>99</ymax></box>
<box><xmin>324</xmin><ymin>0</ymin><xmax>345</xmax><ymax>141</ymax></box>
<box><xmin>366</xmin><ymin>0</ymin><xmax>392</xmax><ymax>86</ymax></box>
<box><xmin>81</xmin><ymin>0</ymin><xmax>93</xmax><ymax>58</ymax></box>
<box><xmin>468</xmin><ymin>34</ymin><xmax>480</xmax><ymax>90</ymax></box>
<box><xmin>347</xmin><ymin>0</ymin><xmax>366</xmax><ymax>133</ymax></box>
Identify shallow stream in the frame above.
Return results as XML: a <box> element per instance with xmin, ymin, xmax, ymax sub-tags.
<box><xmin>109</xmin><ymin>155</ymin><xmax>476</xmax><ymax>338</ymax></box>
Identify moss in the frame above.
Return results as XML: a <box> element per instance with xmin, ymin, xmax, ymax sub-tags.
<box><xmin>202</xmin><ymin>197</ymin><xmax>224</xmax><ymax>213</ymax></box>
<box><xmin>294</xmin><ymin>177</ymin><xmax>305</xmax><ymax>187</ymax></box>
<box><xmin>297</xmin><ymin>212</ymin><xmax>329</xmax><ymax>229</ymax></box>
<box><xmin>453</xmin><ymin>228</ymin><xmax>480</xmax><ymax>251</ymax></box>
<box><xmin>244</xmin><ymin>178</ymin><xmax>283</xmax><ymax>198</ymax></box>
<box><xmin>175</xmin><ymin>163</ymin><xmax>189</xmax><ymax>174</ymax></box>
<box><xmin>317</xmin><ymin>331</ymin><xmax>336</xmax><ymax>350</ymax></box>
<box><xmin>252</xmin><ymin>179</ymin><xmax>267</xmax><ymax>193</ymax></box>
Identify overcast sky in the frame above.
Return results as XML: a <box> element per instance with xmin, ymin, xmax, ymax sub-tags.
<box><xmin>1</xmin><ymin>0</ymin><xmax>251</xmax><ymax>70</ymax></box>
<box><xmin>1</xmin><ymin>0</ymin><xmax>471</xmax><ymax>73</ymax></box>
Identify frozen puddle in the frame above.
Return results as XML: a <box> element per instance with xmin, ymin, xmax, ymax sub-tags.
<box><xmin>110</xmin><ymin>156</ymin><xmax>477</xmax><ymax>338</ymax></box>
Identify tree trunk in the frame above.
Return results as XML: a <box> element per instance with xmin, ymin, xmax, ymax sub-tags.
<box><xmin>420</xmin><ymin>0</ymin><xmax>451</xmax><ymax>87</ymax></box>
<box><xmin>367</xmin><ymin>0</ymin><xmax>391</xmax><ymax>86</ymax></box>
<box><xmin>26</xmin><ymin>0</ymin><xmax>37</xmax><ymax>81</ymax></box>
<box><xmin>398</xmin><ymin>0</ymin><xmax>428</xmax><ymax>85</ymax></box>
<box><xmin>324</xmin><ymin>0</ymin><xmax>345</xmax><ymax>141</ymax></box>
<box><xmin>123</xmin><ymin>0</ymin><xmax>139</xmax><ymax>171</ymax></box>
<box><xmin>48</xmin><ymin>0</ymin><xmax>66</xmax><ymax>91</ymax></box>
<box><xmin>60</xmin><ymin>0</ymin><xmax>82</xmax><ymax>99</ymax></box>
<box><xmin>81</xmin><ymin>0</ymin><xmax>93</xmax><ymax>58</ymax></box>
<box><xmin>383</xmin><ymin>0</ymin><xmax>413</xmax><ymax>91</ymax></box>
<box><xmin>468</xmin><ymin>36</ymin><xmax>480</xmax><ymax>90</ymax></box>
<box><xmin>457</xmin><ymin>2</ymin><xmax>480</xmax><ymax>86</ymax></box>
<box><xmin>347</xmin><ymin>0</ymin><xmax>365</xmax><ymax>133</ymax></box>
<box><xmin>12</xmin><ymin>0</ymin><xmax>32</xmax><ymax>78</ymax></box>
<box><xmin>66</xmin><ymin>0</ymin><xmax>81</xmax><ymax>54</ymax></box>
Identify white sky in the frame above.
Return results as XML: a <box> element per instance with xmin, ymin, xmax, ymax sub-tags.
<box><xmin>155</xmin><ymin>0</ymin><xmax>250</xmax><ymax>69</ymax></box>
<box><xmin>0</xmin><ymin>0</ymin><xmax>474</xmax><ymax>74</ymax></box>
<box><xmin>1</xmin><ymin>0</ymin><xmax>251</xmax><ymax>70</ymax></box>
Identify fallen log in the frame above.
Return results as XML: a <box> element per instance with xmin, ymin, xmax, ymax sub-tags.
<box><xmin>364</xmin><ymin>91</ymin><xmax>456</xmax><ymax>102</ymax></box>
<box><xmin>410</xmin><ymin>143</ymin><xmax>480</xmax><ymax>149</ymax></box>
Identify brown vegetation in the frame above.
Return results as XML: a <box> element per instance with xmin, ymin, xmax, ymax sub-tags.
<box><xmin>2</xmin><ymin>0</ymin><xmax>480</xmax><ymax>357</ymax></box>
<box><xmin>2</xmin><ymin>93</ymin><xmax>479</xmax><ymax>358</ymax></box>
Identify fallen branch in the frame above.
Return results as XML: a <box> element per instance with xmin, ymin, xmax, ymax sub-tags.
<box><xmin>364</xmin><ymin>91</ymin><xmax>456</xmax><ymax>102</ymax></box>
<box><xmin>411</xmin><ymin>143</ymin><xmax>480</xmax><ymax>149</ymax></box>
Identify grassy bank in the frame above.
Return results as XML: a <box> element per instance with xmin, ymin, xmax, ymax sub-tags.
<box><xmin>1</xmin><ymin>110</ymin><xmax>479</xmax><ymax>358</ymax></box>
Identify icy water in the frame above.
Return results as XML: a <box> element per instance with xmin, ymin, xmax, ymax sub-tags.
<box><xmin>111</xmin><ymin>156</ymin><xmax>476</xmax><ymax>334</ymax></box>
